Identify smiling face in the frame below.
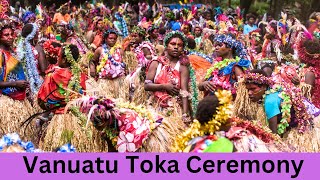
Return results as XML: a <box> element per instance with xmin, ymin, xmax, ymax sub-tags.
<box><xmin>166</xmin><ymin>37</ymin><xmax>184</xmax><ymax>58</ymax></box>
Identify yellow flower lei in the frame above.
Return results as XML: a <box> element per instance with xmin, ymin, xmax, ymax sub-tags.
<box><xmin>96</xmin><ymin>43</ymin><xmax>122</xmax><ymax>73</ymax></box>
<box><xmin>173</xmin><ymin>90</ymin><xmax>233</xmax><ymax>152</ymax></box>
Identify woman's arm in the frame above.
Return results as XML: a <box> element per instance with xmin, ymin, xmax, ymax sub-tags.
<box><xmin>268</xmin><ymin>116</ymin><xmax>278</xmax><ymax>134</ymax></box>
<box><xmin>180</xmin><ymin>65</ymin><xmax>190</xmax><ymax>115</ymax></box>
<box><xmin>89</xmin><ymin>47</ymin><xmax>102</xmax><ymax>78</ymax></box>
<box><xmin>144</xmin><ymin>61</ymin><xmax>168</xmax><ymax>91</ymax></box>
<box><xmin>305</xmin><ymin>71</ymin><xmax>316</xmax><ymax>87</ymax></box>
<box><xmin>35</xmin><ymin>45</ymin><xmax>48</xmax><ymax>77</ymax></box>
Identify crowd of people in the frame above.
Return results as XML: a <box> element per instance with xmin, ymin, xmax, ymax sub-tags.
<box><xmin>0</xmin><ymin>0</ymin><xmax>320</xmax><ymax>153</ymax></box>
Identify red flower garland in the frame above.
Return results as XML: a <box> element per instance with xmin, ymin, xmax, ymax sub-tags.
<box><xmin>43</xmin><ymin>40</ymin><xmax>61</xmax><ymax>59</ymax></box>
<box><xmin>230</xmin><ymin>117</ymin><xmax>276</xmax><ymax>143</ymax></box>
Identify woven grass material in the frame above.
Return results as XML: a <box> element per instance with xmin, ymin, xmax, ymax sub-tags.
<box><xmin>123</xmin><ymin>51</ymin><xmax>138</xmax><ymax>74</ymax></box>
<box><xmin>124</xmin><ymin>68</ymin><xmax>148</xmax><ymax>106</ymax></box>
<box><xmin>203</xmin><ymin>39</ymin><xmax>214</xmax><ymax>56</ymax></box>
<box><xmin>300</xmin><ymin>83</ymin><xmax>313</xmax><ymax>101</ymax></box>
<box><xmin>138</xmin><ymin>115</ymin><xmax>186</xmax><ymax>152</ymax></box>
<box><xmin>39</xmin><ymin>112</ymin><xmax>107</xmax><ymax>152</ymax></box>
<box><xmin>0</xmin><ymin>95</ymin><xmax>37</xmax><ymax>143</ymax></box>
<box><xmin>283</xmin><ymin>116</ymin><xmax>320</xmax><ymax>152</ymax></box>
<box><xmin>147</xmin><ymin>95</ymin><xmax>183</xmax><ymax>121</ymax></box>
<box><xmin>233</xmin><ymin>81</ymin><xmax>268</xmax><ymax>127</ymax></box>
<box><xmin>96</xmin><ymin>77</ymin><xmax>127</xmax><ymax>99</ymax></box>
<box><xmin>85</xmin><ymin>77</ymin><xmax>103</xmax><ymax>96</ymax></box>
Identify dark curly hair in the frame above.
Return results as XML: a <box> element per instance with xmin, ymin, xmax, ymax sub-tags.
<box><xmin>164</xmin><ymin>33</ymin><xmax>187</xmax><ymax>48</ymax></box>
<box><xmin>196</xmin><ymin>95</ymin><xmax>219</xmax><ymax>125</ymax></box>
<box><xmin>21</xmin><ymin>23</ymin><xmax>35</xmax><ymax>38</ymax></box>
<box><xmin>303</xmin><ymin>38</ymin><xmax>320</xmax><ymax>55</ymax></box>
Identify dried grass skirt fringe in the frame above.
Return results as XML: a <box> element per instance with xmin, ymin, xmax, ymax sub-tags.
<box><xmin>39</xmin><ymin>112</ymin><xmax>108</xmax><ymax>152</ymax></box>
<box><xmin>0</xmin><ymin>95</ymin><xmax>37</xmax><ymax>142</ymax></box>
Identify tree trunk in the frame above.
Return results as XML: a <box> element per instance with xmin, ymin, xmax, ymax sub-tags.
<box><xmin>240</xmin><ymin>0</ymin><xmax>253</xmax><ymax>20</ymax></box>
<box><xmin>311</xmin><ymin>0</ymin><xmax>320</xmax><ymax>12</ymax></box>
<box><xmin>274</xmin><ymin>0</ymin><xmax>284</xmax><ymax>19</ymax></box>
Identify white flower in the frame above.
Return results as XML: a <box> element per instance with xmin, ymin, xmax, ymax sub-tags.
<box><xmin>117</xmin><ymin>131</ymin><xmax>136</xmax><ymax>152</ymax></box>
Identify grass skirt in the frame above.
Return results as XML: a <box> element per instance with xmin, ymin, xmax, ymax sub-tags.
<box><xmin>138</xmin><ymin>116</ymin><xmax>186</xmax><ymax>152</ymax></box>
<box><xmin>232</xmin><ymin>133</ymin><xmax>292</xmax><ymax>152</ymax></box>
<box><xmin>124</xmin><ymin>67</ymin><xmax>148</xmax><ymax>106</ymax></box>
<box><xmin>39</xmin><ymin>112</ymin><xmax>107</xmax><ymax>152</ymax></box>
<box><xmin>85</xmin><ymin>77</ymin><xmax>102</xmax><ymax>96</ymax></box>
<box><xmin>0</xmin><ymin>95</ymin><xmax>37</xmax><ymax>142</ymax></box>
<box><xmin>123</xmin><ymin>51</ymin><xmax>138</xmax><ymax>74</ymax></box>
<box><xmin>96</xmin><ymin>77</ymin><xmax>127</xmax><ymax>99</ymax></box>
<box><xmin>283</xmin><ymin>116</ymin><xmax>320</xmax><ymax>152</ymax></box>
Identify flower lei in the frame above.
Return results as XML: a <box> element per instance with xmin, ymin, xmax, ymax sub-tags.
<box><xmin>43</xmin><ymin>40</ymin><xmax>61</xmax><ymax>59</ymax></box>
<box><xmin>204</xmin><ymin>57</ymin><xmax>244</xmax><ymax>93</ymax></box>
<box><xmin>114</xmin><ymin>13</ymin><xmax>128</xmax><ymax>37</ymax></box>
<box><xmin>0</xmin><ymin>133</ymin><xmax>40</xmax><ymax>152</ymax></box>
<box><xmin>263</xmin><ymin>85</ymin><xmax>291</xmax><ymax>134</ymax></box>
<box><xmin>243</xmin><ymin>72</ymin><xmax>274</xmax><ymax>86</ymax></box>
<box><xmin>189</xmin><ymin>65</ymin><xmax>199</xmax><ymax>117</ymax></box>
<box><xmin>64</xmin><ymin>45</ymin><xmax>82</xmax><ymax>103</ymax></box>
<box><xmin>188</xmin><ymin>50</ymin><xmax>213</xmax><ymax>63</ymax></box>
<box><xmin>174</xmin><ymin>90</ymin><xmax>233</xmax><ymax>152</ymax></box>
<box><xmin>17</xmin><ymin>23</ymin><xmax>43</xmax><ymax>94</ymax></box>
<box><xmin>56</xmin><ymin>144</ymin><xmax>76</xmax><ymax>153</ymax></box>
<box><xmin>96</xmin><ymin>44</ymin><xmax>125</xmax><ymax>74</ymax></box>
<box><xmin>230</xmin><ymin>117</ymin><xmax>281</xmax><ymax>143</ymax></box>
<box><xmin>262</xmin><ymin>83</ymin><xmax>313</xmax><ymax>134</ymax></box>
<box><xmin>213</xmin><ymin>56</ymin><xmax>241</xmax><ymax>70</ymax></box>
<box><xmin>257</xmin><ymin>60</ymin><xmax>277</xmax><ymax>69</ymax></box>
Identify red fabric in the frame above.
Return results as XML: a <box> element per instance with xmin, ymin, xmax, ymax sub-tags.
<box><xmin>5</xmin><ymin>91</ymin><xmax>26</xmax><ymax>101</ymax></box>
<box><xmin>153</xmin><ymin>57</ymin><xmax>181</xmax><ymax>108</ymax></box>
<box><xmin>116</xmin><ymin>109</ymin><xmax>151</xmax><ymax>152</ymax></box>
<box><xmin>38</xmin><ymin>66</ymin><xmax>86</xmax><ymax>113</ymax></box>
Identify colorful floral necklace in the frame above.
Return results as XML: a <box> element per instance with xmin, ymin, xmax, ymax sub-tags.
<box><xmin>63</xmin><ymin>46</ymin><xmax>82</xmax><ymax>103</ymax></box>
<box><xmin>205</xmin><ymin>57</ymin><xmax>240</xmax><ymax>79</ymax></box>
<box><xmin>263</xmin><ymin>84</ymin><xmax>312</xmax><ymax>134</ymax></box>
<box><xmin>96</xmin><ymin>43</ymin><xmax>124</xmax><ymax>73</ymax></box>
<box><xmin>263</xmin><ymin>85</ymin><xmax>291</xmax><ymax>135</ymax></box>
<box><xmin>188</xmin><ymin>50</ymin><xmax>213</xmax><ymax>63</ymax></box>
<box><xmin>204</xmin><ymin>57</ymin><xmax>241</xmax><ymax>93</ymax></box>
<box><xmin>173</xmin><ymin>90</ymin><xmax>233</xmax><ymax>152</ymax></box>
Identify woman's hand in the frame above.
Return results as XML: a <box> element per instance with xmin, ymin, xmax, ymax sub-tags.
<box><xmin>163</xmin><ymin>83</ymin><xmax>180</xmax><ymax>96</ymax></box>
<box><xmin>14</xmin><ymin>80</ymin><xmax>29</xmax><ymax>89</ymax></box>
<box><xmin>201</xmin><ymin>81</ymin><xmax>216</xmax><ymax>92</ymax></box>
